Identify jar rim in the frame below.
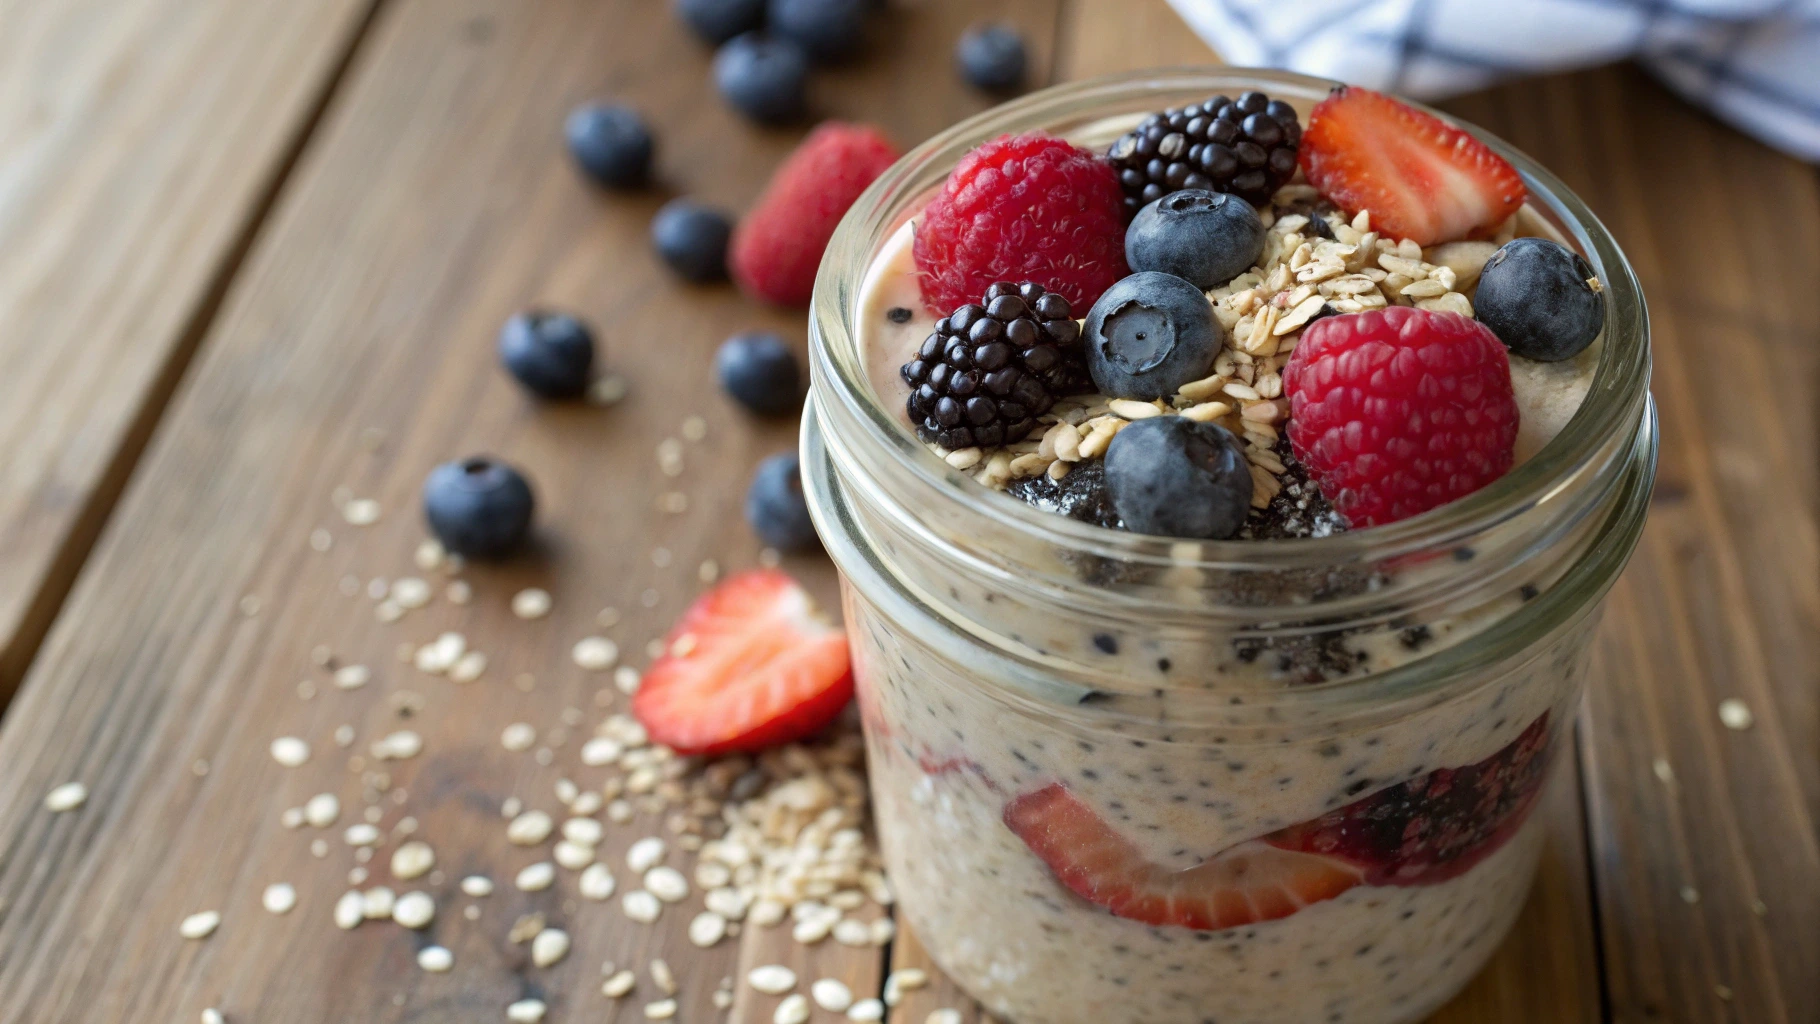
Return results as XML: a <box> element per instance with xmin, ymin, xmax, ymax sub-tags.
<box><xmin>808</xmin><ymin>67</ymin><xmax>1652</xmax><ymax>571</ymax></box>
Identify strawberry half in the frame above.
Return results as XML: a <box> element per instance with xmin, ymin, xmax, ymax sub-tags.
<box><xmin>632</xmin><ymin>569</ymin><xmax>853</xmax><ymax>756</ymax></box>
<box><xmin>1003</xmin><ymin>784</ymin><xmax>1364</xmax><ymax>931</ymax></box>
<box><xmin>1298</xmin><ymin>86</ymin><xmax>1526</xmax><ymax>247</ymax></box>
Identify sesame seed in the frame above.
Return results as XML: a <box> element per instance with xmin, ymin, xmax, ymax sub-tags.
<box><xmin>846</xmin><ymin>999</ymin><xmax>884</xmax><ymax>1021</ymax></box>
<box><xmin>414</xmin><ymin>538</ymin><xmax>445</xmax><ymax>570</ymax></box>
<box><xmin>508</xmin><ymin>913</ymin><xmax>546</xmax><ymax>943</ymax></box>
<box><xmin>588</xmin><ymin>374</ymin><xmax>629</xmax><ymax>406</ymax></box>
<box><xmin>832</xmin><ymin>917</ymin><xmax>870</xmax><ymax>945</ymax></box>
<box><xmin>615</xmin><ymin>666</ymin><xmax>642</xmax><ymax>694</ymax></box>
<box><xmin>310</xmin><ymin>529</ymin><xmax>333</xmax><ymax>552</ymax></box>
<box><xmin>370</xmin><ymin>730</ymin><xmax>422</xmax><ymax>760</ymax></box>
<box><xmin>748</xmin><ymin>965</ymin><xmax>796</xmax><ymax>995</ymax></box>
<box><xmin>651</xmin><ymin>547</ymin><xmax>672</xmax><ymax>568</ymax></box>
<box><xmin>450</xmin><ymin>651</ymin><xmax>487</xmax><ymax>682</ymax></box>
<box><xmin>1750</xmin><ymin>898</ymin><xmax>1768</xmax><ymax>916</ymax></box>
<box><xmin>554</xmin><ymin>840</ymin><xmax>595</xmax><ymax>870</ymax></box>
<box><xmin>884</xmin><ymin>968</ymin><xmax>927</xmax><ymax>1005</ymax></box>
<box><xmin>758</xmin><ymin>547</ymin><xmax>781</xmax><ymax>568</ymax></box>
<box><xmin>460</xmin><ymin>875</ymin><xmax>493</xmax><ymax>897</ymax></box>
<box><xmin>393</xmin><ymin>891</ymin><xmax>435</xmax><ymax>929</ymax></box>
<box><xmin>333</xmin><ymin>664</ymin><xmax>371</xmax><ymax>690</ymax></box>
<box><xmin>869</xmin><ymin>917</ymin><xmax>896</xmax><ymax>944</ymax></box>
<box><xmin>333</xmin><ymin>725</ymin><xmax>355</xmax><ymax>747</ymax></box>
<box><xmin>270</xmin><ymin>737</ymin><xmax>310</xmax><ymax>767</ymax></box>
<box><xmin>417</xmin><ymin>946</ymin><xmax>453</xmax><ymax>972</ymax></box>
<box><xmin>507</xmin><ymin>810</ymin><xmax>553</xmax><ymax>845</ymax></box>
<box><xmin>333</xmin><ymin>891</ymin><xmax>363</xmax><ymax>929</ymax></box>
<box><xmin>262</xmin><ymin>883</ymin><xmax>297</xmax><ymax>915</ymax></box>
<box><xmin>512</xmin><ymin>588</ymin><xmax>553</xmax><ymax>620</ymax></box>
<box><xmin>698</xmin><ymin>559</ymin><xmax>720</xmax><ymax>583</ymax></box>
<box><xmin>622</xmin><ymin>889</ymin><xmax>661</xmax><ymax>923</ymax></box>
<box><xmin>501</xmin><ymin>723</ymin><xmax>536</xmax><ymax>752</ymax></box>
<box><xmin>812</xmin><ymin>979</ymin><xmax>854</xmax><ymax>1012</ymax></box>
<box><xmin>714</xmin><ymin>989</ymin><xmax>735</xmax><ymax>1010</ymax></box>
<box><xmin>581</xmin><ymin>737</ymin><xmax>624</xmax><ymax>766</ymax></box>
<box><xmin>506</xmin><ymin>998</ymin><xmax>547</xmax><ymax>1023</ymax></box>
<box><xmin>343</xmin><ymin>499</ymin><xmax>380</xmax><ymax>525</ymax></box>
<box><xmin>178</xmin><ymin>911</ymin><xmax>220</xmax><ymax>940</ymax></box>
<box><xmin>531</xmin><ymin>928</ymin><xmax>570</xmax><ymax>967</ymax></box>
<box><xmin>202</xmin><ymin>1009</ymin><xmax>225</xmax><ymax>1024</ymax></box>
<box><xmin>627</xmin><ymin>836</ymin><xmax>666</xmax><ymax>872</ymax></box>
<box><xmin>1714</xmin><ymin>984</ymin><xmax>1733</xmax><ymax>1001</ymax></box>
<box><xmin>515</xmin><ymin>863</ymin><xmax>556</xmax><ymax>892</ymax></box>
<box><xmin>1652</xmin><ymin>758</ymin><xmax>1674</xmax><ymax>784</ymax></box>
<box><xmin>44</xmin><ymin>782</ymin><xmax>87</xmax><ymax>812</ymax></box>
<box><xmin>774</xmin><ymin>994</ymin><xmax>810</xmax><ymax>1024</ymax></box>
<box><xmin>1718</xmin><ymin>698</ymin><xmax>1753</xmax><ymax>730</ymax></box>
<box><xmin>643</xmin><ymin>1000</ymin><xmax>677</xmax><ymax>1020</ymax></box>
<box><xmin>392</xmin><ymin>577</ymin><xmax>432</xmax><ymax>609</ymax></box>
<box><xmin>563</xmin><ymin>817</ymin><xmax>604</xmax><ymax>846</ymax></box>
<box><xmin>392</xmin><ymin>841</ymin><xmax>435</xmax><ymax>880</ymax></box>
<box><xmin>688</xmin><ymin>910</ymin><xmax>728</xmax><ymax>947</ymax></box>
<box><xmin>573</xmin><ymin>637</ymin><xmax>619</xmax><ymax>670</ymax></box>
<box><xmin>580</xmin><ymin>863</ymin><xmax>617</xmax><ymax>901</ymax></box>
<box><xmin>651</xmin><ymin>958</ymin><xmax>677</xmax><ymax>994</ymax></box>
<box><xmin>603</xmin><ymin>970</ymin><xmax>637</xmax><ymax>997</ymax></box>
<box><xmin>446</xmin><ymin>580</ymin><xmax>472</xmax><ymax>604</ymax></box>
<box><xmin>1681</xmin><ymin>885</ymin><xmax>1701</xmax><ymax>904</ymax></box>
<box><xmin>925</xmin><ymin>1011</ymin><xmax>963</xmax><ymax>1024</ymax></box>
<box><xmin>682</xmin><ymin>415</ymin><xmax>708</xmax><ymax>441</ymax></box>
<box><xmin>311</xmin><ymin>839</ymin><xmax>330</xmax><ymax>858</ymax></box>
<box><xmin>644</xmin><ymin>866</ymin><xmax>689</xmax><ymax>903</ymax></box>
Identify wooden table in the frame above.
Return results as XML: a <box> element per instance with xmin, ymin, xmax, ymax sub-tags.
<box><xmin>0</xmin><ymin>0</ymin><xmax>1813</xmax><ymax>1021</ymax></box>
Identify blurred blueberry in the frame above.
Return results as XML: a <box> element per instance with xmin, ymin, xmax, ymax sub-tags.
<box><xmin>714</xmin><ymin>33</ymin><xmax>809</xmax><ymax>122</ymax></box>
<box><xmin>745</xmin><ymin>453</ymin><xmax>819</xmax><ymax>550</ymax></box>
<box><xmin>651</xmin><ymin>199</ymin><xmax>732</xmax><ymax>282</ymax></box>
<box><xmin>716</xmin><ymin>332</ymin><xmax>802</xmax><ymax>415</ymax></box>
<box><xmin>956</xmin><ymin>23</ymin><xmax>1026</xmax><ymax>91</ymax></box>
<box><xmin>423</xmin><ymin>457</ymin><xmax>536</xmax><ymax>558</ymax></box>
<box><xmin>768</xmin><ymin>0</ymin><xmax>868</xmax><ymax>62</ymax></box>
<box><xmin>564</xmin><ymin>103</ymin><xmax>653</xmax><ymax>188</ymax></box>
<box><xmin>675</xmin><ymin>0</ymin><xmax>766</xmax><ymax>44</ymax></box>
<box><xmin>498</xmin><ymin>311</ymin><xmax>594</xmax><ymax>398</ymax></box>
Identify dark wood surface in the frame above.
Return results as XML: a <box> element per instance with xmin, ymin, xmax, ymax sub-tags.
<box><xmin>0</xmin><ymin>0</ymin><xmax>1812</xmax><ymax>1022</ymax></box>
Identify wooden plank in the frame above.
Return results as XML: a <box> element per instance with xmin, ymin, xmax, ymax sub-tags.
<box><xmin>1443</xmin><ymin>64</ymin><xmax>1820</xmax><ymax>1022</ymax></box>
<box><xmin>0</xmin><ymin>0</ymin><xmax>380</xmax><ymax>700</ymax></box>
<box><xmin>0</xmin><ymin>0</ymin><xmax>1060</xmax><ymax>1021</ymax></box>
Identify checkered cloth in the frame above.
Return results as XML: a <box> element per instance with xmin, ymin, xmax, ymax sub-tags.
<box><xmin>1166</xmin><ymin>0</ymin><xmax>1820</xmax><ymax>161</ymax></box>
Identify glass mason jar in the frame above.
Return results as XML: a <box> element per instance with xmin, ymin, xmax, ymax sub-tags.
<box><xmin>802</xmin><ymin>69</ymin><xmax>1654</xmax><ymax>1024</ymax></box>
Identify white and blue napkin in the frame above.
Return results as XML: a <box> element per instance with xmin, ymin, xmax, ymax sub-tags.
<box><xmin>1166</xmin><ymin>0</ymin><xmax>1820</xmax><ymax>161</ymax></box>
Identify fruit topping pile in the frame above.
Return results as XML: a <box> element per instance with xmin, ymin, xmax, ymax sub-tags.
<box><xmin>901</xmin><ymin>86</ymin><xmax>1608</xmax><ymax>539</ymax></box>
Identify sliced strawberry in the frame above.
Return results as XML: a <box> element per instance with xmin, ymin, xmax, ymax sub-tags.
<box><xmin>1299</xmin><ymin>86</ymin><xmax>1526</xmax><ymax>247</ymax></box>
<box><xmin>632</xmin><ymin>569</ymin><xmax>852</xmax><ymax>756</ymax></box>
<box><xmin>1003</xmin><ymin>784</ymin><xmax>1364</xmax><ymax>931</ymax></box>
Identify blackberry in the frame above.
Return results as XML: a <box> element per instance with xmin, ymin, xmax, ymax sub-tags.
<box><xmin>1107</xmin><ymin>90</ymin><xmax>1302</xmax><ymax>213</ymax></box>
<box><xmin>900</xmin><ymin>282</ymin><xmax>1088</xmax><ymax>450</ymax></box>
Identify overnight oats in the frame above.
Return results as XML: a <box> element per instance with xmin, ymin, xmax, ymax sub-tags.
<box><xmin>802</xmin><ymin>70</ymin><xmax>1654</xmax><ymax>1024</ymax></box>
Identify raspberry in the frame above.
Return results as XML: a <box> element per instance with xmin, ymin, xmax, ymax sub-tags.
<box><xmin>731</xmin><ymin>122</ymin><xmax>900</xmax><ymax>306</ymax></box>
<box><xmin>913</xmin><ymin>132</ymin><xmax>1128</xmax><ymax>315</ymax></box>
<box><xmin>1283</xmin><ymin>307</ymin><xmax>1518</xmax><ymax>528</ymax></box>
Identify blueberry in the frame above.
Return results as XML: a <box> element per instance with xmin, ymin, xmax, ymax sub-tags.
<box><xmin>674</xmin><ymin>0</ymin><xmax>766</xmax><ymax>44</ymax></box>
<box><xmin>1124</xmin><ymin>189</ymin><xmax>1264</xmax><ymax>290</ymax></box>
<box><xmin>422</xmin><ymin>457</ymin><xmax>536</xmax><ymax>558</ymax></box>
<box><xmin>498</xmin><ymin>311</ymin><xmax>594</xmax><ymax>398</ymax></box>
<box><xmin>564</xmin><ymin>103</ymin><xmax>653</xmax><ymax>188</ymax></box>
<box><xmin>651</xmin><ymin>199</ymin><xmax>732</xmax><ymax>282</ymax></box>
<box><xmin>955</xmin><ymin>23</ymin><xmax>1026</xmax><ymax>91</ymax></box>
<box><xmin>713</xmin><ymin>33</ymin><xmax>809</xmax><ymax>123</ymax></box>
<box><xmin>745</xmin><ymin>453</ymin><xmax>818</xmax><ymax>550</ymax></box>
<box><xmin>1103</xmin><ymin>417</ymin><xmax>1252</xmax><ymax>539</ymax></box>
<box><xmin>716</xmin><ymin>332</ymin><xmax>801</xmax><ymax>415</ymax></box>
<box><xmin>1474</xmin><ymin>237</ymin><xmax>1605</xmax><ymax>362</ymax></box>
<box><xmin>768</xmin><ymin>0</ymin><xmax>868</xmax><ymax>62</ymax></box>
<box><xmin>1083</xmin><ymin>272</ymin><xmax>1223</xmax><ymax>400</ymax></box>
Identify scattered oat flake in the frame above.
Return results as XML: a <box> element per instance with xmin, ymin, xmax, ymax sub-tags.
<box><xmin>262</xmin><ymin>883</ymin><xmax>297</xmax><ymax>915</ymax></box>
<box><xmin>342</xmin><ymin>499</ymin><xmax>381</xmax><ymax>525</ymax></box>
<box><xmin>393</xmin><ymin>891</ymin><xmax>435</xmax><ymax>929</ymax></box>
<box><xmin>179</xmin><ymin>911</ymin><xmax>220</xmax><ymax>940</ymax></box>
<box><xmin>418</xmin><ymin>946</ymin><xmax>453</xmax><ymax>972</ymax></box>
<box><xmin>812</xmin><ymin>979</ymin><xmax>854</xmax><ymax>1012</ymax></box>
<box><xmin>573</xmin><ymin>637</ymin><xmax>618</xmax><ymax>670</ymax></box>
<box><xmin>506</xmin><ymin>998</ymin><xmax>547</xmax><ymax>1023</ymax></box>
<box><xmin>512</xmin><ymin>588</ymin><xmax>553</xmax><ymax>620</ymax></box>
<box><xmin>44</xmin><ymin>782</ymin><xmax>86</xmax><ymax>812</ymax></box>
<box><xmin>748</xmin><ymin>965</ymin><xmax>796</xmax><ymax>995</ymax></box>
<box><xmin>1718</xmin><ymin>698</ymin><xmax>1753</xmax><ymax>730</ymax></box>
<box><xmin>392</xmin><ymin>841</ymin><xmax>435</xmax><ymax>880</ymax></box>
<box><xmin>270</xmin><ymin>737</ymin><xmax>310</xmax><ymax>766</ymax></box>
<box><xmin>531</xmin><ymin>928</ymin><xmax>571</xmax><ymax>967</ymax></box>
<box><xmin>515</xmin><ymin>862</ymin><xmax>556</xmax><ymax>892</ymax></box>
<box><xmin>774</xmin><ymin>994</ymin><xmax>810</xmax><ymax>1024</ymax></box>
<box><xmin>622</xmin><ymin>889</ymin><xmax>661</xmax><ymax>923</ymax></box>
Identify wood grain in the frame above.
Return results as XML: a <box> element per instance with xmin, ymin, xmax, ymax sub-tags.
<box><xmin>0</xmin><ymin>0</ymin><xmax>380</xmax><ymax>701</ymax></box>
<box><xmin>0</xmin><ymin>0</ymin><xmax>1055</xmax><ymax>1021</ymax></box>
<box><xmin>1444</xmin><ymin>65</ymin><xmax>1820</xmax><ymax>1023</ymax></box>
